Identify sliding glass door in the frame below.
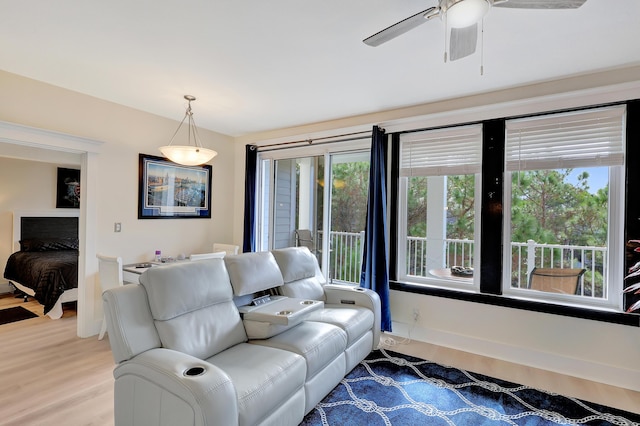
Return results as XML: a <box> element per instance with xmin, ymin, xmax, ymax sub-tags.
<box><xmin>257</xmin><ymin>140</ymin><xmax>370</xmax><ymax>282</ymax></box>
<box><xmin>326</xmin><ymin>152</ymin><xmax>370</xmax><ymax>283</ymax></box>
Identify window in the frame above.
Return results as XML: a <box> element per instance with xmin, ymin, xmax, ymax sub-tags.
<box><xmin>398</xmin><ymin>124</ymin><xmax>483</xmax><ymax>290</ymax></box>
<box><xmin>503</xmin><ymin>106</ymin><xmax>626</xmax><ymax>310</ymax></box>
<box><xmin>256</xmin><ymin>139</ymin><xmax>370</xmax><ymax>282</ymax></box>
<box><xmin>389</xmin><ymin>102</ymin><xmax>637</xmax><ymax>321</ymax></box>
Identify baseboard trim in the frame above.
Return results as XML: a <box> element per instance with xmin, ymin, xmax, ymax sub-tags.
<box><xmin>390</xmin><ymin>320</ymin><xmax>640</xmax><ymax>393</ymax></box>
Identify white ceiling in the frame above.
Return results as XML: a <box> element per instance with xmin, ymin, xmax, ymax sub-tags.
<box><xmin>1</xmin><ymin>0</ymin><xmax>639</xmax><ymax>137</ymax></box>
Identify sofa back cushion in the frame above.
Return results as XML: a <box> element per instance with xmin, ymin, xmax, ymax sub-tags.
<box><xmin>139</xmin><ymin>259</ymin><xmax>247</xmax><ymax>360</ymax></box>
<box><xmin>224</xmin><ymin>251</ymin><xmax>284</xmax><ymax>297</ymax></box>
<box><xmin>271</xmin><ymin>247</ymin><xmax>325</xmax><ymax>300</ymax></box>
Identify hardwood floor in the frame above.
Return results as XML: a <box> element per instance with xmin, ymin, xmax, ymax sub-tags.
<box><xmin>1</xmin><ymin>294</ymin><xmax>638</xmax><ymax>426</ymax></box>
<box><xmin>0</xmin><ymin>294</ymin><xmax>114</xmax><ymax>426</ymax></box>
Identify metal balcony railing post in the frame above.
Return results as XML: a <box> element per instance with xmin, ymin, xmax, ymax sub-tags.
<box><xmin>526</xmin><ymin>239</ymin><xmax>536</xmax><ymax>275</ymax></box>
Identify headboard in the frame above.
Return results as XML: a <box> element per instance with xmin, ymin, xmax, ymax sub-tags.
<box><xmin>12</xmin><ymin>210</ymin><xmax>79</xmax><ymax>252</ymax></box>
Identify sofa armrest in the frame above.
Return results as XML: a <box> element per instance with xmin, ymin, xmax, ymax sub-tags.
<box><xmin>114</xmin><ymin>348</ymin><xmax>238</xmax><ymax>426</ymax></box>
<box><xmin>322</xmin><ymin>284</ymin><xmax>381</xmax><ymax>349</ymax></box>
<box><xmin>103</xmin><ymin>284</ymin><xmax>161</xmax><ymax>364</ymax></box>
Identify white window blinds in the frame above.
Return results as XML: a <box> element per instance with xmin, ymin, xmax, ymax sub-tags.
<box><xmin>400</xmin><ymin>124</ymin><xmax>483</xmax><ymax>177</ymax></box>
<box><xmin>505</xmin><ymin>105</ymin><xmax>626</xmax><ymax>171</ymax></box>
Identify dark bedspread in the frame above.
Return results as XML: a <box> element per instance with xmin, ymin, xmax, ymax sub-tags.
<box><xmin>3</xmin><ymin>250</ymin><xmax>78</xmax><ymax>315</ymax></box>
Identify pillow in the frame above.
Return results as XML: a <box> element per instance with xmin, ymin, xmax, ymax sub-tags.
<box><xmin>20</xmin><ymin>238</ymin><xmax>79</xmax><ymax>252</ymax></box>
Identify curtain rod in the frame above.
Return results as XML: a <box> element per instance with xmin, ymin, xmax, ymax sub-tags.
<box><xmin>253</xmin><ymin>130</ymin><xmax>372</xmax><ymax>152</ymax></box>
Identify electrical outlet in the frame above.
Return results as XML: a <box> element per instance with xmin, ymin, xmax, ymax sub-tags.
<box><xmin>412</xmin><ymin>308</ymin><xmax>420</xmax><ymax>322</ymax></box>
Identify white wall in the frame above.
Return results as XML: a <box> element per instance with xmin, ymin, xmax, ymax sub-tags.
<box><xmin>390</xmin><ymin>291</ymin><xmax>640</xmax><ymax>392</ymax></box>
<box><xmin>232</xmin><ymin>65</ymin><xmax>640</xmax><ymax>392</ymax></box>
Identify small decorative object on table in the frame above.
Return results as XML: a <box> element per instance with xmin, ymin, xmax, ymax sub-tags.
<box><xmin>451</xmin><ymin>266</ymin><xmax>474</xmax><ymax>277</ymax></box>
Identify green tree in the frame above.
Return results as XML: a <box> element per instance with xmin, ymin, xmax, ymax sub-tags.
<box><xmin>330</xmin><ymin>162</ymin><xmax>369</xmax><ymax>232</ymax></box>
<box><xmin>405</xmin><ymin>174</ymin><xmax>475</xmax><ymax>240</ymax></box>
<box><xmin>511</xmin><ymin>170</ymin><xmax>575</xmax><ymax>244</ymax></box>
<box><xmin>446</xmin><ymin>174</ymin><xmax>475</xmax><ymax>240</ymax></box>
<box><xmin>511</xmin><ymin>169</ymin><xmax>607</xmax><ymax>247</ymax></box>
<box><xmin>406</xmin><ymin>176</ymin><xmax>428</xmax><ymax>237</ymax></box>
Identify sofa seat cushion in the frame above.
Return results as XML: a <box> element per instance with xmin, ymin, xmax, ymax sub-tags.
<box><xmin>208</xmin><ymin>342</ymin><xmax>306</xmax><ymax>426</ymax></box>
<box><xmin>309</xmin><ymin>305</ymin><xmax>374</xmax><ymax>347</ymax></box>
<box><xmin>250</xmin><ymin>321</ymin><xmax>347</xmax><ymax>379</ymax></box>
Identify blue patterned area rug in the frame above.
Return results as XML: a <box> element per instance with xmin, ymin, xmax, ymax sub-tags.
<box><xmin>300</xmin><ymin>349</ymin><xmax>640</xmax><ymax>426</ymax></box>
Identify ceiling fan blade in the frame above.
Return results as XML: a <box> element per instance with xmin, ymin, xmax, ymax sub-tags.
<box><xmin>493</xmin><ymin>0</ymin><xmax>586</xmax><ymax>9</ymax></box>
<box><xmin>449</xmin><ymin>24</ymin><xmax>477</xmax><ymax>61</ymax></box>
<box><xmin>363</xmin><ymin>7</ymin><xmax>439</xmax><ymax>47</ymax></box>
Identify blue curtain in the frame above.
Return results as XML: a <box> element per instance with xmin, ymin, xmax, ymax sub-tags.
<box><xmin>360</xmin><ymin>126</ymin><xmax>392</xmax><ymax>332</ymax></box>
<box><xmin>242</xmin><ymin>145</ymin><xmax>258</xmax><ymax>253</ymax></box>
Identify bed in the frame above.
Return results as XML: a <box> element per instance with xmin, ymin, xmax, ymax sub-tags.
<box><xmin>3</xmin><ymin>213</ymin><xmax>79</xmax><ymax>319</ymax></box>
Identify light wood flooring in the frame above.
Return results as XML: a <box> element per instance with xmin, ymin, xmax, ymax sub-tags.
<box><xmin>0</xmin><ymin>294</ymin><xmax>638</xmax><ymax>426</ymax></box>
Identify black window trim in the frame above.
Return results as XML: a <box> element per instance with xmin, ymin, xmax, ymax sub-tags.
<box><xmin>389</xmin><ymin>280</ymin><xmax>640</xmax><ymax>327</ymax></box>
<box><xmin>389</xmin><ymin>99</ymin><xmax>640</xmax><ymax>327</ymax></box>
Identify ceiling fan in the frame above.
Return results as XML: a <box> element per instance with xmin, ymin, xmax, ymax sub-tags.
<box><xmin>363</xmin><ymin>0</ymin><xmax>587</xmax><ymax>62</ymax></box>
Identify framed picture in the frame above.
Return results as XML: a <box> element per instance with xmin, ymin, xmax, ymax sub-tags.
<box><xmin>56</xmin><ymin>167</ymin><xmax>80</xmax><ymax>208</ymax></box>
<box><xmin>138</xmin><ymin>153</ymin><xmax>212</xmax><ymax>219</ymax></box>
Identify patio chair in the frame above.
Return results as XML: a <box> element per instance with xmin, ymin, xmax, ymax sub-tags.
<box><xmin>528</xmin><ymin>267</ymin><xmax>586</xmax><ymax>295</ymax></box>
<box><xmin>295</xmin><ymin>229</ymin><xmax>316</xmax><ymax>253</ymax></box>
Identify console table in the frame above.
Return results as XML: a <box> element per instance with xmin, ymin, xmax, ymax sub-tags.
<box><xmin>238</xmin><ymin>296</ymin><xmax>324</xmax><ymax>326</ymax></box>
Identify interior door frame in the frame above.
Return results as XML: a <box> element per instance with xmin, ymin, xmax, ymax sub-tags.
<box><xmin>0</xmin><ymin>120</ymin><xmax>103</xmax><ymax>338</ymax></box>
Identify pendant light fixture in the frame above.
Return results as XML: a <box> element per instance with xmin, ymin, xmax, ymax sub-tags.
<box><xmin>159</xmin><ymin>95</ymin><xmax>218</xmax><ymax>166</ymax></box>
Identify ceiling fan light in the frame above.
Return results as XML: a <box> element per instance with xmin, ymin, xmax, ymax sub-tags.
<box><xmin>447</xmin><ymin>0</ymin><xmax>490</xmax><ymax>28</ymax></box>
<box><xmin>159</xmin><ymin>145</ymin><xmax>218</xmax><ymax>166</ymax></box>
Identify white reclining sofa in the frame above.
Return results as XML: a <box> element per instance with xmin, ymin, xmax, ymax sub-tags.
<box><xmin>102</xmin><ymin>246</ymin><xmax>381</xmax><ymax>426</ymax></box>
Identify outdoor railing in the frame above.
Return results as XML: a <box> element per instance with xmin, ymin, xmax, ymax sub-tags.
<box><xmin>406</xmin><ymin>237</ymin><xmax>474</xmax><ymax>277</ymax></box>
<box><xmin>510</xmin><ymin>240</ymin><xmax>607</xmax><ymax>298</ymax></box>
<box><xmin>324</xmin><ymin>232</ymin><xmax>608</xmax><ymax>300</ymax></box>
<box><xmin>326</xmin><ymin>231</ymin><xmax>365</xmax><ymax>284</ymax></box>
<box><xmin>326</xmin><ymin>233</ymin><xmax>475</xmax><ymax>284</ymax></box>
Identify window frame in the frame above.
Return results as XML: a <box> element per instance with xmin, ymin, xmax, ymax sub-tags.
<box><xmin>389</xmin><ymin>101</ymin><xmax>637</xmax><ymax>325</ymax></box>
<box><xmin>502</xmin><ymin>165</ymin><xmax>625</xmax><ymax>310</ymax></box>
<box><xmin>501</xmin><ymin>106</ymin><xmax>626</xmax><ymax>311</ymax></box>
<box><xmin>255</xmin><ymin>138</ymin><xmax>371</xmax><ymax>277</ymax></box>
<box><xmin>397</xmin><ymin>174</ymin><xmax>482</xmax><ymax>291</ymax></box>
<box><xmin>396</xmin><ymin>124</ymin><xmax>483</xmax><ymax>292</ymax></box>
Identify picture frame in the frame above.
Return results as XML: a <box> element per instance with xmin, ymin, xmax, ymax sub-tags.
<box><xmin>56</xmin><ymin>167</ymin><xmax>80</xmax><ymax>208</ymax></box>
<box><xmin>138</xmin><ymin>153</ymin><xmax>212</xmax><ymax>219</ymax></box>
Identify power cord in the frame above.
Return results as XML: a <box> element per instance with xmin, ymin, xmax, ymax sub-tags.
<box><xmin>378</xmin><ymin>311</ymin><xmax>419</xmax><ymax>349</ymax></box>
